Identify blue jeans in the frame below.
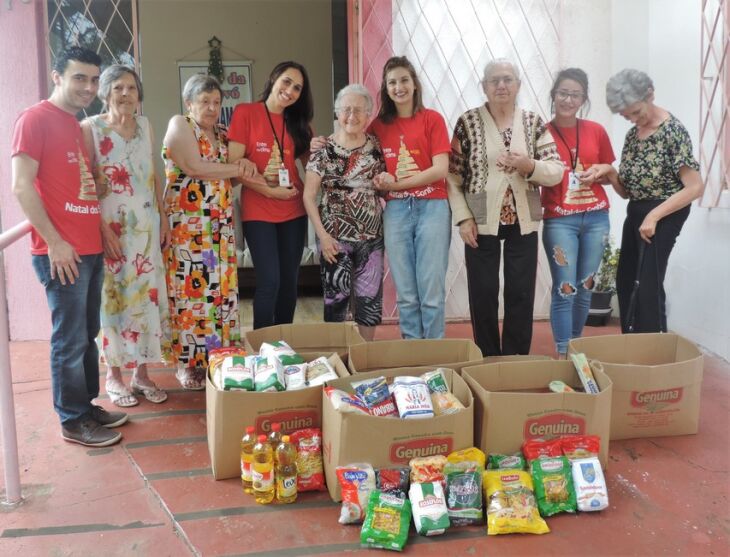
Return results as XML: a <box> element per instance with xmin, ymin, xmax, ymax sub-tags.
<box><xmin>32</xmin><ymin>253</ymin><xmax>104</xmax><ymax>424</ymax></box>
<box><xmin>542</xmin><ymin>210</ymin><xmax>610</xmax><ymax>354</ymax></box>
<box><xmin>383</xmin><ymin>198</ymin><xmax>451</xmax><ymax>339</ymax></box>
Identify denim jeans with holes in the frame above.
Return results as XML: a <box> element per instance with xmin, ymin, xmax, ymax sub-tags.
<box><xmin>32</xmin><ymin>253</ymin><xmax>104</xmax><ymax>424</ymax></box>
<box><xmin>542</xmin><ymin>210</ymin><xmax>609</xmax><ymax>354</ymax></box>
<box><xmin>383</xmin><ymin>198</ymin><xmax>451</xmax><ymax>339</ymax></box>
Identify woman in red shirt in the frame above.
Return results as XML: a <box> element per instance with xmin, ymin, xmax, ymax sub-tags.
<box><xmin>227</xmin><ymin>62</ymin><xmax>314</xmax><ymax>329</ymax></box>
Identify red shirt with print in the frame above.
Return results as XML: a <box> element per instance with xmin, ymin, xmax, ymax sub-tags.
<box><xmin>11</xmin><ymin>100</ymin><xmax>102</xmax><ymax>255</ymax></box>
<box><xmin>368</xmin><ymin>108</ymin><xmax>451</xmax><ymax>200</ymax></box>
<box><xmin>542</xmin><ymin>119</ymin><xmax>615</xmax><ymax>219</ymax></box>
<box><xmin>227</xmin><ymin>102</ymin><xmax>306</xmax><ymax>223</ymax></box>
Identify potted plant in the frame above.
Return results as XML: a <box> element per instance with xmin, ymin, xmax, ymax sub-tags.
<box><xmin>587</xmin><ymin>240</ymin><xmax>620</xmax><ymax>326</ymax></box>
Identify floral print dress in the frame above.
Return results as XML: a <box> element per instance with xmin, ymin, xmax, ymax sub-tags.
<box><xmin>162</xmin><ymin>116</ymin><xmax>240</xmax><ymax>369</ymax></box>
<box><xmin>88</xmin><ymin>115</ymin><xmax>171</xmax><ymax>369</ymax></box>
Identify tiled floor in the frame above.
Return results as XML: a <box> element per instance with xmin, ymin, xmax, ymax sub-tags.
<box><xmin>1</xmin><ymin>310</ymin><xmax>728</xmax><ymax>556</ymax></box>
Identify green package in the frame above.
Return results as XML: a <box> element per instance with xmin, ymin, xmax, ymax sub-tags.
<box><xmin>488</xmin><ymin>453</ymin><xmax>527</xmax><ymax>470</ymax></box>
<box><xmin>360</xmin><ymin>490</ymin><xmax>412</xmax><ymax>552</ymax></box>
<box><xmin>530</xmin><ymin>456</ymin><xmax>577</xmax><ymax>516</ymax></box>
<box><xmin>444</xmin><ymin>461</ymin><xmax>483</xmax><ymax>526</ymax></box>
<box><xmin>222</xmin><ymin>355</ymin><xmax>255</xmax><ymax>391</ymax></box>
<box><xmin>421</xmin><ymin>369</ymin><xmax>449</xmax><ymax>393</ymax></box>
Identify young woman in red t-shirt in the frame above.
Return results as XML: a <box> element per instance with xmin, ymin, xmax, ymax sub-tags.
<box><xmin>227</xmin><ymin>62</ymin><xmax>314</xmax><ymax>329</ymax></box>
<box><xmin>542</xmin><ymin>68</ymin><xmax>618</xmax><ymax>356</ymax></box>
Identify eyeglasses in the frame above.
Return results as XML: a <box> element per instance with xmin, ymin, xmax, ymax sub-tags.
<box><xmin>555</xmin><ymin>90</ymin><xmax>585</xmax><ymax>101</ymax></box>
<box><xmin>485</xmin><ymin>76</ymin><xmax>516</xmax><ymax>87</ymax></box>
<box><xmin>338</xmin><ymin>107</ymin><xmax>366</xmax><ymax>117</ymax></box>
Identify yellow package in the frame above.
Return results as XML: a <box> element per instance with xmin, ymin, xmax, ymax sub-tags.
<box><xmin>446</xmin><ymin>447</ymin><xmax>486</xmax><ymax>468</ymax></box>
<box><xmin>483</xmin><ymin>470</ymin><xmax>550</xmax><ymax>535</ymax></box>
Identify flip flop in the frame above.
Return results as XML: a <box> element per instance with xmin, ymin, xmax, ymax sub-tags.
<box><xmin>105</xmin><ymin>379</ymin><xmax>139</xmax><ymax>408</ymax></box>
<box><xmin>130</xmin><ymin>378</ymin><xmax>168</xmax><ymax>404</ymax></box>
<box><xmin>175</xmin><ymin>367</ymin><xmax>206</xmax><ymax>391</ymax></box>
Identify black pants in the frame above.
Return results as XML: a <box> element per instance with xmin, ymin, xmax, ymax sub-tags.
<box><xmin>617</xmin><ymin>200</ymin><xmax>690</xmax><ymax>333</ymax></box>
<box><xmin>465</xmin><ymin>224</ymin><xmax>538</xmax><ymax>356</ymax></box>
<box><xmin>243</xmin><ymin>216</ymin><xmax>307</xmax><ymax>329</ymax></box>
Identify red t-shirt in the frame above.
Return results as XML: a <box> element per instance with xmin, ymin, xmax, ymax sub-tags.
<box><xmin>227</xmin><ymin>102</ymin><xmax>306</xmax><ymax>223</ymax></box>
<box><xmin>542</xmin><ymin>119</ymin><xmax>615</xmax><ymax>219</ymax></box>
<box><xmin>11</xmin><ymin>100</ymin><xmax>102</xmax><ymax>255</ymax></box>
<box><xmin>368</xmin><ymin>108</ymin><xmax>451</xmax><ymax>200</ymax></box>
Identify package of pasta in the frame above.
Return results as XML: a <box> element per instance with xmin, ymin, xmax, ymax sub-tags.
<box><xmin>352</xmin><ymin>376</ymin><xmax>398</xmax><ymax>417</ymax></box>
<box><xmin>522</xmin><ymin>438</ymin><xmax>563</xmax><ymax>463</ymax></box>
<box><xmin>290</xmin><ymin>428</ymin><xmax>326</xmax><ymax>492</ymax></box>
<box><xmin>336</xmin><ymin>463</ymin><xmax>376</xmax><ymax>524</ymax></box>
<box><xmin>221</xmin><ymin>355</ymin><xmax>256</xmax><ymax>391</ymax></box>
<box><xmin>360</xmin><ymin>490</ymin><xmax>412</xmax><ymax>551</ymax></box>
<box><xmin>484</xmin><ymin>470</ymin><xmax>550</xmax><ymax>535</ymax></box>
<box><xmin>376</xmin><ymin>467</ymin><xmax>410</xmax><ymax>499</ymax></box>
<box><xmin>530</xmin><ymin>456</ymin><xmax>577</xmax><ymax>516</ymax></box>
<box><xmin>324</xmin><ymin>387</ymin><xmax>369</xmax><ymax>414</ymax></box>
<box><xmin>408</xmin><ymin>481</ymin><xmax>450</xmax><ymax>536</ymax></box>
<box><xmin>392</xmin><ymin>376</ymin><xmax>434</xmax><ymax>419</ymax></box>
<box><xmin>409</xmin><ymin>455</ymin><xmax>447</xmax><ymax>486</ymax></box>
<box><xmin>421</xmin><ymin>368</ymin><xmax>450</xmax><ymax>393</ymax></box>
<box><xmin>561</xmin><ymin>435</ymin><xmax>601</xmax><ymax>461</ymax></box>
<box><xmin>487</xmin><ymin>453</ymin><xmax>527</xmax><ymax>470</ymax></box>
<box><xmin>571</xmin><ymin>457</ymin><xmax>609</xmax><ymax>512</ymax></box>
<box><xmin>431</xmin><ymin>392</ymin><xmax>465</xmax><ymax>416</ymax></box>
<box><xmin>306</xmin><ymin>356</ymin><xmax>338</xmax><ymax>387</ymax></box>
<box><xmin>259</xmin><ymin>340</ymin><xmax>305</xmax><ymax>366</ymax></box>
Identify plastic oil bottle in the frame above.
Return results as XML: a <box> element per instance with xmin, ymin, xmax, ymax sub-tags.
<box><xmin>252</xmin><ymin>434</ymin><xmax>274</xmax><ymax>504</ymax></box>
<box><xmin>268</xmin><ymin>422</ymin><xmax>282</xmax><ymax>462</ymax></box>
<box><xmin>275</xmin><ymin>435</ymin><xmax>298</xmax><ymax>504</ymax></box>
<box><xmin>240</xmin><ymin>426</ymin><xmax>256</xmax><ymax>494</ymax></box>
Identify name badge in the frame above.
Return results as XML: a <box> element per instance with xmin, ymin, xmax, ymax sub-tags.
<box><xmin>568</xmin><ymin>171</ymin><xmax>581</xmax><ymax>191</ymax></box>
<box><xmin>278</xmin><ymin>168</ymin><xmax>290</xmax><ymax>187</ymax></box>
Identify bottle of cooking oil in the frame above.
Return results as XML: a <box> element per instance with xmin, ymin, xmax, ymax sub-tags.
<box><xmin>275</xmin><ymin>435</ymin><xmax>298</xmax><ymax>504</ymax></box>
<box><xmin>268</xmin><ymin>422</ymin><xmax>282</xmax><ymax>462</ymax></box>
<box><xmin>240</xmin><ymin>426</ymin><xmax>256</xmax><ymax>494</ymax></box>
<box><xmin>252</xmin><ymin>434</ymin><xmax>274</xmax><ymax>504</ymax></box>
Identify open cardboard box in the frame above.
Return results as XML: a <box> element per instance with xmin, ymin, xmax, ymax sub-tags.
<box><xmin>568</xmin><ymin>333</ymin><xmax>703</xmax><ymax>440</ymax></box>
<box><xmin>463</xmin><ymin>359</ymin><xmax>612</xmax><ymax>467</ymax></box>
<box><xmin>322</xmin><ymin>367</ymin><xmax>474</xmax><ymax>501</ymax></box>
<box><xmin>244</xmin><ymin>323</ymin><xmax>365</xmax><ymax>359</ymax></box>
<box><xmin>206</xmin><ymin>352</ymin><xmax>349</xmax><ymax>480</ymax></box>
<box><xmin>347</xmin><ymin>339</ymin><xmax>482</xmax><ymax>374</ymax></box>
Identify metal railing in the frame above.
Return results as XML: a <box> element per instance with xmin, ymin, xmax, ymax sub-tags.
<box><xmin>0</xmin><ymin>218</ymin><xmax>32</xmax><ymax>506</ymax></box>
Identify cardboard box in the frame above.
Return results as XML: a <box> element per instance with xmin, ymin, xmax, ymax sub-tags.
<box><xmin>347</xmin><ymin>339</ymin><xmax>482</xmax><ymax>374</ymax></box>
<box><xmin>568</xmin><ymin>333</ymin><xmax>703</xmax><ymax>440</ymax></box>
<box><xmin>322</xmin><ymin>367</ymin><xmax>474</xmax><ymax>501</ymax></box>
<box><xmin>463</xmin><ymin>360</ymin><xmax>612</xmax><ymax>467</ymax></box>
<box><xmin>482</xmin><ymin>354</ymin><xmax>553</xmax><ymax>364</ymax></box>
<box><xmin>206</xmin><ymin>352</ymin><xmax>349</xmax><ymax>480</ymax></box>
<box><xmin>244</xmin><ymin>323</ymin><xmax>365</xmax><ymax>359</ymax></box>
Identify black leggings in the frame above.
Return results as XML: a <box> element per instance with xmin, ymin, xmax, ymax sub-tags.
<box><xmin>616</xmin><ymin>200</ymin><xmax>689</xmax><ymax>333</ymax></box>
<box><xmin>243</xmin><ymin>216</ymin><xmax>307</xmax><ymax>329</ymax></box>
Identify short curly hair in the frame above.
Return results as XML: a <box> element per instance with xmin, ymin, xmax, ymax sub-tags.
<box><xmin>606</xmin><ymin>69</ymin><xmax>654</xmax><ymax>113</ymax></box>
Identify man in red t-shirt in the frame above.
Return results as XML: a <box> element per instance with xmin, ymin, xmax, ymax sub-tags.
<box><xmin>11</xmin><ymin>47</ymin><xmax>127</xmax><ymax>447</ymax></box>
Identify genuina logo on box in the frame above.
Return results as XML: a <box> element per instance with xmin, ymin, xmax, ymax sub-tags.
<box><xmin>524</xmin><ymin>413</ymin><xmax>585</xmax><ymax>439</ymax></box>
<box><xmin>630</xmin><ymin>387</ymin><xmax>683</xmax><ymax>410</ymax></box>
<box><xmin>390</xmin><ymin>437</ymin><xmax>452</xmax><ymax>463</ymax></box>
<box><xmin>256</xmin><ymin>411</ymin><xmax>317</xmax><ymax>433</ymax></box>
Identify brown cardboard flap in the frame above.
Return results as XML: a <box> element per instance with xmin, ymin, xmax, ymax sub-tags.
<box><xmin>482</xmin><ymin>354</ymin><xmax>553</xmax><ymax>364</ymax></box>
<box><xmin>244</xmin><ymin>323</ymin><xmax>366</xmax><ymax>357</ymax></box>
<box><xmin>347</xmin><ymin>339</ymin><xmax>482</xmax><ymax>374</ymax></box>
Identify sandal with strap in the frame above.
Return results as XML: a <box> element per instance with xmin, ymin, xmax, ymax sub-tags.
<box><xmin>130</xmin><ymin>378</ymin><xmax>168</xmax><ymax>404</ymax></box>
<box><xmin>105</xmin><ymin>379</ymin><xmax>139</xmax><ymax>408</ymax></box>
<box><xmin>175</xmin><ymin>367</ymin><xmax>206</xmax><ymax>391</ymax></box>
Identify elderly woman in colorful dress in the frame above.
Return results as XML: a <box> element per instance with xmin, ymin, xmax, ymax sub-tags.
<box><xmin>302</xmin><ymin>84</ymin><xmax>385</xmax><ymax>341</ymax></box>
<box><xmin>162</xmin><ymin>74</ymin><xmax>255</xmax><ymax>389</ymax></box>
<box><xmin>448</xmin><ymin>58</ymin><xmax>564</xmax><ymax>356</ymax></box>
<box><xmin>81</xmin><ymin>65</ymin><xmax>170</xmax><ymax>406</ymax></box>
<box><xmin>598</xmin><ymin>69</ymin><xmax>703</xmax><ymax>333</ymax></box>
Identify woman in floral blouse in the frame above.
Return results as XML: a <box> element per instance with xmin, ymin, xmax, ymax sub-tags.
<box><xmin>600</xmin><ymin>69</ymin><xmax>704</xmax><ymax>332</ymax></box>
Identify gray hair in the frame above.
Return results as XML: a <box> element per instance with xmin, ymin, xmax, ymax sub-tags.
<box><xmin>482</xmin><ymin>58</ymin><xmax>521</xmax><ymax>83</ymax></box>
<box><xmin>182</xmin><ymin>73</ymin><xmax>223</xmax><ymax>104</ymax></box>
<box><xmin>98</xmin><ymin>64</ymin><xmax>143</xmax><ymax>105</ymax></box>
<box><xmin>334</xmin><ymin>84</ymin><xmax>374</xmax><ymax>116</ymax></box>
<box><xmin>606</xmin><ymin>69</ymin><xmax>654</xmax><ymax>113</ymax></box>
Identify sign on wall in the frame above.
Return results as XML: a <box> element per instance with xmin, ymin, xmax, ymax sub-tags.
<box><xmin>177</xmin><ymin>61</ymin><xmax>253</xmax><ymax>126</ymax></box>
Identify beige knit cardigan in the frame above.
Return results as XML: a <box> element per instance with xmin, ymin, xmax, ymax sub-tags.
<box><xmin>447</xmin><ymin>105</ymin><xmax>564</xmax><ymax>236</ymax></box>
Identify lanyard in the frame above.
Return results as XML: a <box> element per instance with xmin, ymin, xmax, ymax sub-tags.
<box><xmin>264</xmin><ymin>103</ymin><xmax>286</xmax><ymax>157</ymax></box>
<box><xmin>550</xmin><ymin>120</ymin><xmax>580</xmax><ymax>171</ymax></box>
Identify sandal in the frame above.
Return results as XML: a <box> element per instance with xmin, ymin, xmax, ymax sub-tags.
<box><xmin>105</xmin><ymin>379</ymin><xmax>139</xmax><ymax>408</ymax></box>
<box><xmin>175</xmin><ymin>367</ymin><xmax>206</xmax><ymax>391</ymax></box>
<box><xmin>130</xmin><ymin>378</ymin><xmax>168</xmax><ymax>404</ymax></box>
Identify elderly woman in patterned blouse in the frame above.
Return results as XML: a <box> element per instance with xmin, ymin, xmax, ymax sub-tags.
<box><xmin>448</xmin><ymin>58</ymin><xmax>564</xmax><ymax>356</ymax></box>
<box><xmin>596</xmin><ymin>69</ymin><xmax>703</xmax><ymax>333</ymax></box>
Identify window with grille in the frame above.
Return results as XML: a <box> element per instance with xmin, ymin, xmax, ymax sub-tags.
<box><xmin>46</xmin><ymin>0</ymin><xmax>139</xmax><ymax>117</ymax></box>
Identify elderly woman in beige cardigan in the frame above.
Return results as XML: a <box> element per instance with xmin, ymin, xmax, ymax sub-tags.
<box><xmin>448</xmin><ymin>58</ymin><xmax>564</xmax><ymax>356</ymax></box>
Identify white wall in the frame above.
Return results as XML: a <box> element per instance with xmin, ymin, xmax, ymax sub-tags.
<box><xmin>611</xmin><ymin>0</ymin><xmax>730</xmax><ymax>360</ymax></box>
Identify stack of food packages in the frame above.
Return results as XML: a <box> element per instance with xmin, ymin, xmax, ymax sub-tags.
<box><xmin>208</xmin><ymin>341</ymin><xmax>339</xmax><ymax>392</ymax></box>
<box><xmin>324</xmin><ymin>368</ymin><xmax>465</xmax><ymax>419</ymax></box>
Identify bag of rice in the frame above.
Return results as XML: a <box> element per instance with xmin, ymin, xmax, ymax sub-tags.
<box><xmin>254</xmin><ymin>356</ymin><xmax>285</xmax><ymax>392</ymax></box>
<box><xmin>571</xmin><ymin>457</ymin><xmax>609</xmax><ymax>512</ymax></box>
<box><xmin>306</xmin><ymin>356</ymin><xmax>339</xmax><ymax>386</ymax></box>
<box><xmin>392</xmin><ymin>376</ymin><xmax>434</xmax><ymax>419</ymax></box>
<box><xmin>324</xmin><ymin>387</ymin><xmax>369</xmax><ymax>414</ymax></box>
<box><xmin>337</xmin><ymin>463</ymin><xmax>376</xmax><ymax>524</ymax></box>
<box><xmin>530</xmin><ymin>456</ymin><xmax>577</xmax><ymax>516</ymax></box>
<box><xmin>283</xmin><ymin>362</ymin><xmax>307</xmax><ymax>391</ymax></box>
<box><xmin>221</xmin><ymin>355</ymin><xmax>255</xmax><ymax>391</ymax></box>
<box><xmin>360</xmin><ymin>490</ymin><xmax>412</xmax><ymax>551</ymax></box>
<box><xmin>484</xmin><ymin>470</ymin><xmax>550</xmax><ymax>535</ymax></box>
<box><xmin>408</xmin><ymin>481</ymin><xmax>450</xmax><ymax>536</ymax></box>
